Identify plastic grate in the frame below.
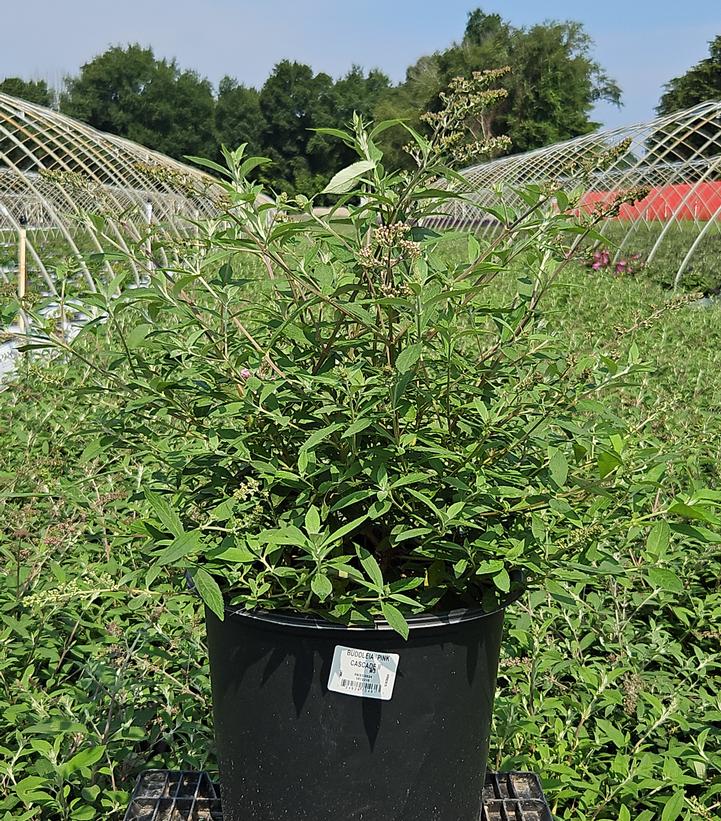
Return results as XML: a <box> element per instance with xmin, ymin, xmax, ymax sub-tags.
<box><xmin>124</xmin><ymin>770</ymin><xmax>552</xmax><ymax>821</ymax></box>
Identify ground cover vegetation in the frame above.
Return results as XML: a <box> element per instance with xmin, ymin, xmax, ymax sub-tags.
<box><xmin>1</xmin><ymin>253</ymin><xmax>720</xmax><ymax>820</ymax></box>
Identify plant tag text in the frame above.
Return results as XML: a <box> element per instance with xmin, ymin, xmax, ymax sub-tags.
<box><xmin>327</xmin><ymin>645</ymin><xmax>399</xmax><ymax>701</ymax></box>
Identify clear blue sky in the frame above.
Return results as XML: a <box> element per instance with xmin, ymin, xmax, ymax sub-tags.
<box><xmin>1</xmin><ymin>0</ymin><xmax>719</xmax><ymax>130</ymax></box>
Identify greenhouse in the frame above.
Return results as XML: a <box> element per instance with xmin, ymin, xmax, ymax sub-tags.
<box><xmin>0</xmin><ymin>92</ymin><xmax>224</xmax><ymax>292</ymax></box>
<box><xmin>2</xmin><ymin>94</ymin><xmax>721</xmax><ymax>292</ymax></box>
<box><xmin>435</xmin><ymin>99</ymin><xmax>721</xmax><ymax>288</ymax></box>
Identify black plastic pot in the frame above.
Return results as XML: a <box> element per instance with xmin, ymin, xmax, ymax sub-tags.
<box><xmin>205</xmin><ymin>597</ymin><xmax>516</xmax><ymax>821</ymax></box>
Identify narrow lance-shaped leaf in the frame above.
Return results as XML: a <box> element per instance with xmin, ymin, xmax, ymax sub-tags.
<box><xmin>156</xmin><ymin>530</ymin><xmax>204</xmax><ymax>566</ymax></box>
<box><xmin>305</xmin><ymin>506</ymin><xmax>321</xmax><ymax>535</ymax></box>
<box><xmin>144</xmin><ymin>490</ymin><xmax>184</xmax><ymax>537</ymax></box>
<box><xmin>192</xmin><ymin>568</ymin><xmax>225</xmax><ymax>620</ymax></box>
<box><xmin>395</xmin><ymin>343</ymin><xmax>423</xmax><ymax>374</ymax></box>
<box><xmin>357</xmin><ymin>547</ymin><xmax>384</xmax><ymax>592</ymax></box>
<box><xmin>322</xmin><ymin>160</ymin><xmax>375</xmax><ymax>195</ymax></box>
<box><xmin>381</xmin><ymin>601</ymin><xmax>409</xmax><ymax>640</ymax></box>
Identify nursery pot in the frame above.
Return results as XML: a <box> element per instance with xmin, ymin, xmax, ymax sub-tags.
<box><xmin>205</xmin><ymin>598</ymin><xmax>515</xmax><ymax>821</ymax></box>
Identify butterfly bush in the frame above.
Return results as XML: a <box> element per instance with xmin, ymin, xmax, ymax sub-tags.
<box><xmin>32</xmin><ymin>70</ymin><xmax>718</xmax><ymax>637</ymax></box>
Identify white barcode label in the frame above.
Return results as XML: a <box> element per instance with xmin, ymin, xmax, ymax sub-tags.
<box><xmin>327</xmin><ymin>645</ymin><xmax>399</xmax><ymax>701</ymax></box>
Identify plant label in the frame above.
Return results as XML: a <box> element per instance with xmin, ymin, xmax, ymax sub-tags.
<box><xmin>327</xmin><ymin>645</ymin><xmax>399</xmax><ymax>701</ymax></box>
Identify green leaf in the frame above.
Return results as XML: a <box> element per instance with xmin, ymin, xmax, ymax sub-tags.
<box><xmin>369</xmin><ymin>118</ymin><xmax>405</xmax><ymax>138</ymax></box>
<box><xmin>357</xmin><ymin>547</ymin><xmax>384</xmax><ymax>591</ymax></box>
<box><xmin>395</xmin><ymin>343</ymin><xmax>423</xmax><ymax>374</ymax></box>
<box><xmin>15</xmin><ymin>776</ymin><xmax>53</xmax><ymax>802</ymax></box>
<box><xmin>71</xmin><ymin>807</ymin><xmax>96</xmax><ymax>821</ymax></box>
<box><xmin>300</xmin><ymin>423</ymin><xmax>343</xmax><ymax>453</ymax></box>
<box><xmin>212</xmin><ymin>545</ymin><xmax>257</xmax><ymax>563</ymax></box>
<box><xmin>322</xmin><ymin>514</ymin><xmax>368</xmax><ymax>547</ymax></box>
<box><xmin>531</xmin><ymin>514</ymin><xmax>546</xmax><ymax>541</ymax></box>
<box><xmin>311</xmin><ymin>126</ymin><xmax>353</xmax><ymax>141</ymax></box>
<box><xmin>467</xmin><ymin>233</ymin><xmax>480</xmax><ymax>262</ymax></box>
<box><xmin>185</xmin><ymin>155</ymin><xmax>233</xmax><ymax>178</ymax></box>
<box><xmin>144</xmin><ymin>491</ymin><xmax>184</xmax><ymax>537</ymax></box>
<box><xmin>321</xmin><ymin>160</ymin><xmax>375</xmax><ymax>195</ymax></box>
<box><xmin>330</xmin><ymin>489</ymin><xmax>376</xmax><ymax>511</ymax></box>
<box><xmin>261</xmin><ymin>525</ymin><xmax>308</xmax><ymax>547</ymax></box>
<box><xmin>79</xmin><ymin>439</ymin><xmax>103</xmax><ymax>463</ymax></box>
<box><xmin>192</xmin><ymin>568</ymin><xmax>225</xmax><ymax>619</ymax></box>
<box><xmin>476</xmin><ymin>560</ymin><xmax>505</xmax><ymax>576</ymax></box>
<box><xmin>668</xmin><ymin>501</ymin><xmax>720</xmax><ymax>525</ymax></box>
<box><xmin>81</xmin><ymin>785</ymin><xmax>101</xmax><ymax>803</ymax></box>
<box><xmin>342</xmin><ymin>417</ymin><xmax>373</xmax><ymax>438</ymax></box>
<box><xmin>62</xmin><ymin>745</ymin><xmax>106</xmax><ymax>776</ymax></box>
<box><xmin>156</xmin><ymin>530</ymin><xmax>204</xmax><ymax>566</ymax></box>
<box><xmin>549</xmin><ymin>449</ymin><xmax>569</xmax><ymax>487</ymax></box>
<box><xmin>389</xmin><ymin>472</ymin><xmax>431</xmax><ymax>489</ymax></box>
<box><xmin>305</xmin><ymin>506</ymin><xmax>321</xmax><ymax>535</ymax></box>
<box><xmin>381</xmin><ymin>601</ymin><xmax>409</xmax><ymax>639</ymax></box>
<box><xmin>447</xmin><ymin>501</ymin><xmax>465</xmax><ymax>519</ymax></box>
<box><xmin>298</xmin><ymin>449</ymin><xmax>309</xmax><ymax>475</ymax></box>
<box><xmin>239</xmin><ymin>156</ymin><xmax>272</xmax><ymax>177</ymax></box>
<box><xmin>596</xmin><ymin>718</ymin><xmax>626</xmax><ymax>747</ymax></box>
<box><xmin>311</xmin><ymin>573</ymin><xmax>333</xmax><ymax>601</ymax></box>
<box><xmin>394</xmin><ymin>527</ymin><xmax>433</xmax><ymax>543</ymax></box>
<box><xmin>646</xmin><ymin>521</ymin><xmax>670</xmax><ymax>557</ymax></box>
<box><xmin>660</xmin><ymin>790</ymin><xmax>685</xmax><ymax>821</ymax></box>
<box><xmin>126</xmin><ymin>323</ymin><xmax>152</xmax><ymax>348</ymax></box>
<box><xmin>647</xmin><ymin>567</ymin><xmax>684</xmax><ymax>593</ymax></box>
<box><xmin>493</xmin><ymin>568</ymin><xmax>511</xmax><ymax>593</ymax></box>
<box><xmin>598</xmin><ymin>450</ymin><xmax>622</xmax><ymax>479</ymax></box>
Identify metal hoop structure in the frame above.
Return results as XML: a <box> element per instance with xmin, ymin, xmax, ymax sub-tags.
<box><xmin>436</xmin><ymin>100</ymin><xmax>721</xmax><ymax>287</ymax></box>
<box><xmin>0</xmin><ymin>93</ymin><xmax>227</xmax><ymax>293</ymax></box>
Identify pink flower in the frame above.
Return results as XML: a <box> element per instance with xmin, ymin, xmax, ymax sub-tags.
<box><xmin>240</xmin><ymin>368</ymin><xmax>252</xmax><ymax>380</ymax></box>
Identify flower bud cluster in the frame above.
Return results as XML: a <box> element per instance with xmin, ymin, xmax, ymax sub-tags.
<box><xmin>554</xmin><ymin>522</ymin><xmax>605</xmax><ymax>552</ymax></box>
<box><xmin>418</xmin><ymin>68</ymin><xmax>512</xmax><ymax>165</ymax></box>
<box><xmin>561</xmin><ymin>137</ymin><xmax>634</xmax><ymax>182</ymax></box>
<box><xmin>234</xmin><ymin>476</ymin><xmax>261</xmax><ymax>501</ymax></box>
<box><xmin>358</xmin><ymin>222</ymin><xmax>422</xmax><ymax>270</ymax></box>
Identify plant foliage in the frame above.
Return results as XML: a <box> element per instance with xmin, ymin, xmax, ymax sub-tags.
<box><xmin>26</xmin><ymin>73</ymin><xmax>717</xmax><ymax>640</ymax></box>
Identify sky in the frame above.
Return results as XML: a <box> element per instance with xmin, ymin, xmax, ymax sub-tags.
<box><xmin>0</xmin><ymin>0</ymin><xmax>719</xmax><ymax>131</ymax></box>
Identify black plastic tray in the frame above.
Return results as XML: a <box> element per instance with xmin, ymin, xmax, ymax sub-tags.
<box><xmin>124</xmin><ymin>769</ymin><xmax>552</xmax><ymax>820</ymax></box>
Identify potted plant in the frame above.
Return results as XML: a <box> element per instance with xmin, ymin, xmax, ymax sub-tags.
<box><xmin>33</xmin><ymin>71</ymin><xmax>668</xmax><ymax>820</ymax></box>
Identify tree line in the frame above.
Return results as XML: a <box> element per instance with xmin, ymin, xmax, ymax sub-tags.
<box><xmin>1</xmin><ymin>9</ymin><xmax>719</xmax><ymax>193</ymax></box>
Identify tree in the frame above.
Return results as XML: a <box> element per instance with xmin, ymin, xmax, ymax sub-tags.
<box><xmin>257</xmin><ymin>61</ymin><xmax>330</xmax><ymax>194</ymax></box>
<box><xmin>331</xmin><ymin>66</ymin><xmax>391</xmax><ymax>125</ymax></box>
<box><xmin>657</xmin><ymin>35</ymin><xmax>721</xmax><ymax>114</ymax></box>
<box><xmin>0</xmin><ymin>77</ymin><xmax>54</xmax><ymax>107</ymax></box>
<box><xmin>379</xmin><ymin>8</ymin><xmax>621</xmax><ymax>165</ymax></box>
<box><xmin>215</xmin><ymin>77</ymin><xmax>265</xmax><ymax>159</ymax></box>
<box><xmin>256</xmin><ymin>61</ymin><xmax>392</xmax><ymax>194</ymax></box>
<box><xmin>502</xmin><ymin>19</ymin><xmax>621</xmax><ymax>152</ymax></box>
<box><xmin>60</xmin><ymin>45</ymin><xmax>217</xmax><ymax>161</ymax></box>
<box><xmin>652</xmin><ymin>36</ymin><xmax>721</xmax><ymax>161</ymax></box>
